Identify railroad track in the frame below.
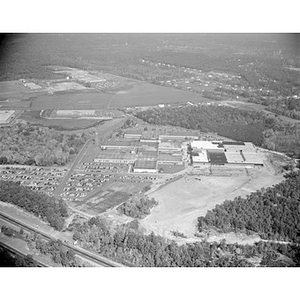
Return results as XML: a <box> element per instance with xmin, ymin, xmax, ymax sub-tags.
<box><xmin>0</xmin><ymin>212</ymin><xmax>122</xmax><ymax>267</ymax></box>
<box><xmin>0</xmin><ymin>240</ymin><xmax>49</xmax><ymax>267</ymax></box>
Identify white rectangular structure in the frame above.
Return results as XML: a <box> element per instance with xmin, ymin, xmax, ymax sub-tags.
<box><xmin>0</xmin><ymin>110</ymin><xmax>15</xmax><ymax>123</ymax></box>
<box><xmin>242</xmin><ymin>153</ymin><xmax>264</xmax><ymax>165</ymax></box>
<box><xmin>225</xmin><ymin>152</ymin><xmax>244</xmax><ymax>163</ymax></box>
<box><xmin>56</xmin><ymin>110</ymin><xmax>96</xmax><ymax>116</ymax></box>
<box><xmin>191</xmin><ymin>141</ymin><xmax>220</xmax><ymax>150</ymax></box>
<box><xmin>192</xmin><ymin>150</ymin><xmax>209</xmax><ymax>163</ymax></box>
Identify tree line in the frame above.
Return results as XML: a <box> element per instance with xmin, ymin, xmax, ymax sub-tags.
<box><xmin>69</xmin><ymin>216</ymin><xmax>300</xmax><ymax>267</ymax></box>
<box><xmin>32</xmin><ymin>235</ymin><xmax>80</xmax><ymax>267</ymax></box>
<box><xmin>0</xmin><ymin>180</ymin><xmax>68</xmax><ymax>230</ymax></box>
<box><xmin>135</xmin><ymin>106</ymin><xmax>300</xmax><ymax>157</ymax></box>
<box><xmin>0</xmin><ymin>226</ymin><xmax>81</xmax><ymax>267</ymax></box>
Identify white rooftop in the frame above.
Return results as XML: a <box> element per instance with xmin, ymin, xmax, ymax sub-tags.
<box><xmin>193</xmin><ymin>150</ymin><xmax>209</xmax><ymax>163</ymax></box>
<box><xmin>191</xmin><ymin>141</ymin><xmax>220</xmax><ymax>150</ymax></box>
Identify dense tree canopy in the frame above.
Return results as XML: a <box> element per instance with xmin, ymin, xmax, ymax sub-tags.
<box><xmin>0</xmin><ymin>180</ymin><xmax>68</xmax><ymax>230</ymax></box>
<box><xmin>137</xmin><ymin>106</ymin><xmax>266</xmax><ymax>145</ymax></box>
<box><xmin>70</xmin><ymin>216</ymin><xmax>300</xmax><ymax>267</ymax></box>
<box><xmin>0</xmin><ymin>123</ymin><xmax>90</xmax><ymax>166</ymax></box>
<box><xmin>117</xmin><ymin>195</ymin><xmax>158</xmax><ymax>219</ymax></box>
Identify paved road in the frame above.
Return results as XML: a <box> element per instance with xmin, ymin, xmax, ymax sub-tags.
<box><xmin>54</xmin><ymin>138</ymin><xmax>92</xmax><ymax>197</ymax></box>
<box><xmin>0</xmin><ymin>239</ymin><xmax>50</xmax><ymax>267</ymax></box>
<box><xmin>54</xmin><ymin>118</ymin><xmax>127</xmax><ymax>197</ymax></box>
<box><xmin>0</xmin><ymin>211</ymin><xmax>123</xmax><ymax>267</ymax></box>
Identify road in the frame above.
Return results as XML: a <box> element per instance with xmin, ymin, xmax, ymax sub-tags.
<box><xmin>0</xmin><ymin>240</ymin><xmax>50</xmax><ymax>267</ymax></box>
<box><xmin>54</xmin><ymin>117</ymin><xmax>127</xmax><ymax>198</ymax></box>
<box><xmin>0</xmin><ymin>211</ymin><xmax>123</xmax><ymax>267</ymax></box>
<box><xmin>54</xmin><ymin>138</ymin><xmax>92</xmax><ymax>197</ymax></box>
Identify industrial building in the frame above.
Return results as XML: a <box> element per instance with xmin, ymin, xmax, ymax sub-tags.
<box><xmin>191</xmin><ymin>140</ymin><xmax>263</xmax><ymax>167</ymax></box>
<box><xmin>159</xmin><ymin>134</ymin><xmax>198</xmax><ymax>141</ymax></box>
<box><xmin>97</xmin><ymin>133</ymin><xmax>263</xmax><ymax>174</ymax></box>
<box><xmin>133</xmin><ymin>160</ymin><xmax>158</xmax><ymax>173</ymax></box>
<box><xmin>158</xmin><ymin>153</ymin><xmax>183</xmax><ymax>165</ymax></box>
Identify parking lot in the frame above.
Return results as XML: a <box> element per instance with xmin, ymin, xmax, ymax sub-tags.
<box><xmin>0</xmin><ymin>166</ymin><xmax>67</xmax><ymax>196</ymax></box>
<box><xmin>60</xmin><ymin>160</ymin><xmax>158</xmax><ymax>202</ymax></box>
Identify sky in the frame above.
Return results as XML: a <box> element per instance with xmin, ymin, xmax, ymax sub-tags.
<box><xmin>1</xmin><ymin>0</ymin><xmax>299</xmax><ymax>32</ymax></box>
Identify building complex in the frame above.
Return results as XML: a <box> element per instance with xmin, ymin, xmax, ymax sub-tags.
<box><xmin>95</xmin><ymin>133</ymin><xmax>264</xmax><ymax>174</ymax></box>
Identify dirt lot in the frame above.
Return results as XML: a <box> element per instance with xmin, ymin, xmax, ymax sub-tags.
<box><xmin>139</xmin><ymin>165</ymin><xmax>285</xmax><ymax>240</ymax></box>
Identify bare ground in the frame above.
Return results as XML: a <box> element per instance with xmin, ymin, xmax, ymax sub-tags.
<box><xmin>139</xmin><ymin>163</ymin><xmax>285</xmax><ymax>242</ymax></box>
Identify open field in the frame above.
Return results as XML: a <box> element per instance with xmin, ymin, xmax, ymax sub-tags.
<box><xmin>30</xmin><ymin>91</ymin><xmax>113</xmax><ymax>110</ymax></box>
<box><xmin>20</xmin><ymin>110</ymin><xmax>104</xmax><ymax>130</ymax></box>
<box><xmin>109</xmin><ymin>82</ymin><xmax>209</xmax><ymax>107</ymax></box>
<box><xmin>71</xmin><ymin>181</ymin><xmax>148</xmax><ymax>215</ymax></box>
<box><xmin>0</xmin><ymin>81</ymin><xmax>30</xmax><ymax>98</ymax></box>
<box><xmin>158</xmin><ymin>164</ymin><xmax>185</xmax><ymax>174</ymax></box>
<box><xmin>2</xmin><ymin>78</ymin><xmax>219</xmax><ymax>113</ymax></box>
<box><xmin>0</xmin><ymin>98</ymin><xmax>32</xmax><ymax>109</ymax></box>
<box><xmin>139</xmin><ymin>165</ymin><xmax>285</xmax><ymax>239</ymax></box>
<box><xmin>47</xmin><ymin>81</ymin><xmax>88</xmax><ymax>92</ymax></box>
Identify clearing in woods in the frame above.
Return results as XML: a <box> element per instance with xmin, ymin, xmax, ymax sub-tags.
<box><xmin>139</xmin><ymin>165</ymin><xmax>285</xmax><ymax>240</ymax></box>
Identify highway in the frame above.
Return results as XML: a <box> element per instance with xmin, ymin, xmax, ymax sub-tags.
<box><xmin>0</xmin><ymin>240</ymin><xmax>49</xmax><ymax>267</ymax></box>
<box><xmin>0</xmin><ymin>211</ymin><xmax>123</xmax><ymax>267</ymax></box>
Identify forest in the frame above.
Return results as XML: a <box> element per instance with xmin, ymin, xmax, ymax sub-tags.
<box><xmin>136</xmin><ymin>106</ymin><xmax>300</xmax><ymax>157</ymax></box>
<box><xmin>136</xmin><ymin>105</ymin><xmax>266</xmax><ymax>145</ymax></box>
<box><xmin>30</xmin><ymin>235</ymin><xmax>80</xmax><ymax>267</ymax></box>
<box><xmin>0</xmin><ymin>123</ymin><xmax>90</xmax><ymax>166</ymax></box>
<box><xmin>0</xmin><ymin>180</ymin><xmax>68</xmax><ymax>230</ymax></box>
<box><xmin>117</xmin><ymin>195</ymin><xmax>158</xmax><ymax>219</ymax></box>
<box><xmin>0</xmin><ymin>34</ymin><xmax>298</xmax><ymax>93</ymax></box>
<box><xmin>0</xmin><ymin>226</ymin><xmax>81</xmax><ymax>267</ymax></box>
<box><xmin>197</xmin><ymin>171</ymin><xmax>300</xmax><ymax>243</ymax></box>
<box><xmin>69</xmin><ymin>216</ymin><xmax>300</xmax><ymax>267</ymax></box>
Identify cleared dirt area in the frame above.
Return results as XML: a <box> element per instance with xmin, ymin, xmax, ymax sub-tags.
<box><xmin>140</xmin><ymin>165</ymin><xmax>285</xmax><ymax>240</ymax></box>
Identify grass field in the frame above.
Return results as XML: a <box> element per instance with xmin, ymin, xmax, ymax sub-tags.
<box><xmin>30</xmin><ymin>91</ymin><xmax>113</xmax><ymax>110</ymax></box>
<box><xmin>139</xmin><ymin>164</ymin><xmax>285</xmax><ymax>239</ymax></box>
<box><xmin>158</xmin><ymin>164</ymin><xmax>185</xmax><ymax>174</ymax></box>
<box><xmin>20</xmin><ymin>110</ymin><xmax>103</xmax><ymax>130</ymax></box>
<box><xmin>73</xmin><ymin>181</ymin><xmax>147</xmax><ymax>215</ymax></box>
<box><xmin>0</xmin><ymin>81</ymin><xmax>29</xmax><ymax>97</ymax></box>
<box><xmin>2</xmin><ymin>79</ymin><xmax>213</xmax><ymax>113</ymax></box>
<box><xmin>109</xmin><ymin>82</ymin><xmax>209</xmax><ymax>107</ymax></box>
<box><xmin>0</xmin><ymin>99</ymin><xmax>32</xmax><ymax>110</ymax></box>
